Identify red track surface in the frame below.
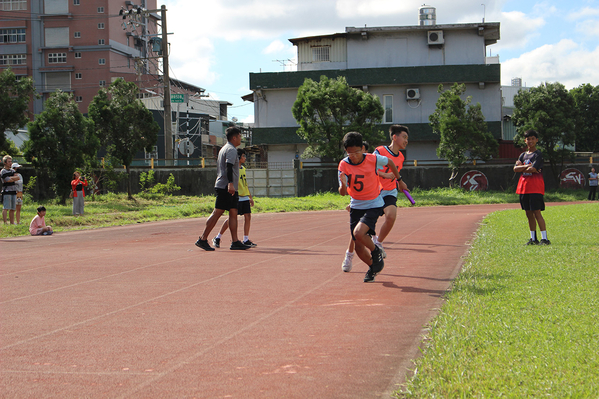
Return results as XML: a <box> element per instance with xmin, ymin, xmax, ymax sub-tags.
<box><xmin>1</xmin><ymin>204</ymin><xmax>520</xmax><ymax>398</ymax></box>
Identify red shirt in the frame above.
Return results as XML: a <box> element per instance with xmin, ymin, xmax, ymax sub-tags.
<box><xmin>516</xmin><ymin>150</ymin><xmax>545</xmax><ymax>195</ymax></box>
<box><xmin>71</xmin><ymin>178</ymin><xmax>88</xmax><ymax>198</ymax></box>
<box><xmin>374</xmin><ymin>145</ymin><xmax>404</xmax><ymax>191</ymax></box>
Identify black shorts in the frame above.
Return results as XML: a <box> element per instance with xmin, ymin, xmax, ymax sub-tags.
<box><xmin>349</xmin><ymin>207</ymin><xmax>383</xmax><ymax>240</ymax></box>
<box><xmin>382</xmin><ymin>194</ymin><xmax>397</xmax><ymax>208</ymax></box>
<box><xmin>238</xmin><ymin>199</ymin><xmax>251</xmax><ymax>215</ymax></box>
<box><xmin>520</xmin><ymin>193</ymin><xmax>545</xmax><ymax>211</ymax></box>
<box><xmin>214</xmin><ymin>188</ymin><xmax>239</xmax><ymax>211</ymax></box>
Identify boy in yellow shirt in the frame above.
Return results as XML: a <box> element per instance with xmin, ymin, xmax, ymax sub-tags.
<box><xmin>213</xmin><ymin>148</ymin><xmax>257</xmax><ymax>248</ymax></box>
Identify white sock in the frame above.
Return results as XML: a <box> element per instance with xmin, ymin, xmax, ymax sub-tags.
<box><xmin>243</xmin><ymin>235</ymin><xmax>249</xmax><ymax>242</ymax></box>
<box><xmin>346</xmin><ymin>250</ymin><xmax>354</xmax><ymax>257</ymax></box>
<box><xmin>373</xmin><ymin>236</ymin><xmax>379</xmax><ymax>245</ymax></box>
<box><xmin>530</xmin><ymin>231</ymin><xmax>537</xmax><ymax>240</ymax></box>
<box><xmin>215</xmin><ymin>233</ymin><xmax>222</xmax><ymax>239</ymax></box>
<box><xmin>541</xmin><ymin>231</ymin><xmax>547</xmax><ymax>240</ymax></box>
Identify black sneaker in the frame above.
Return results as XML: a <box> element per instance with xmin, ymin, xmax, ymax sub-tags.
<box><xmin>370</xmin><ymin>246</ymin><xmax>385</xmax><ymax>275</ymax></box>
<box><xmin>539</xmin><ymin>239</ymin><xmax>551</xmax><ymax>245</ymax></box>
<box><xmin>195</xmin><ymin>239</ymin><xmax>215</xmax><ymax>251</ymax></box>
<box><xmin>525</xmin><ymin>239</ymin><xmax>539</xmax><ymax>246</ymax></box>
<box><xmin>243</xmin><ymin>240</ymin><xmax>257</xmax><ymax>247</ymax></box>
<box><xmin>230</xmin><ymin>240</ymin><xmax>251</xmax><ymax>250</ymax></box>
<box><xmin>212</xmin><ymin>237</ymin><xmax>220</xmax><ymax>248</ymax></box>
<box><xmin>364</xmin><ymin>268</ymin><xmax>376</xmax><ymax>283</ymax></box>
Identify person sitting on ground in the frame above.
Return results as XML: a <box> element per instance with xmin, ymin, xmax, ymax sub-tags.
<box><xmin>29</xmin><ymin>206</ymin><xmax>53</xmax><ymax>236</ymax></box>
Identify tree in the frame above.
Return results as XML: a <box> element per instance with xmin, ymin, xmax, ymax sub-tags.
<box><xmin>88</xmin><ymin>78</ymin><xmax>160</xmax><ymax>199</ymax></box>
<box><xmin>570</xmin><ymin>83</ymin><xmax>599</xmax><ymax>153</ymax></box>
<box><xmin>512</xmin><ymin>82</ymin><xmax>576</xmax><ymax>184</ymax></box>
<box><xmin>292</xmin><ymin>75</ymin><xmax>385</xmax><ymax>162</ymax></box>
<box><xmin>23</xmin><ymin>91</ymin><xmax>99</xmax><ymax>203</ymax></box>
<box><xmin>429</xmin><ymin>83</ymin><xmax>498</xmax><ymax>184</ymax></box>
<box><xmin>0</xmin><ymin>68</ymin><xmax>36</xmax><ymax>153</ymax></box>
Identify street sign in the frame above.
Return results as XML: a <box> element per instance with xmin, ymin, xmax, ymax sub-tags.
<box><xmin>178</xmin><ymin>138</ymin><xmax>194</xmax><ymax>156</ymax></box>
<box><xmin>171</xmin><ymin>94</ymin><xmax>186</xmax><ymax>103</ymax></box>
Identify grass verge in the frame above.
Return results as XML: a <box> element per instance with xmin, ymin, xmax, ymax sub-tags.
<box><xmin>397</xmin><ymin>203</ymin><xmax>599</xmax><ymax>397</ymax></box>
<box><xmin>0</xmin><ymin>188</ymin><xmax>589</xmax><ymax>238</ymax></box>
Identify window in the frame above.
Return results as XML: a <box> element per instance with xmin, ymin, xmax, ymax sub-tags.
<box><xmin>99</xmin><ymin>80</ymin><xmax>106</xmax><ymax>87</ymax></box>
<box><xmin>0</xmin><ymin>54</ymin><xmax>26</xmax><ymax>65</ymax></box>
<box><xmin>98</xmin><ymin>39</ymin><xmax>105</xmax><ymax>45</ymax></box>
<box><xmin>75</xmin><ymin>96</ymin><xmax>82</xmax><ymax>102</ymax></box>
<box><xmin>311</xmin><ymin>46</ymin><xmax>330</xmax><ymax>62</ymax></box>
<box><xmin>48</xmin><ymin>53</ymin><xmax>67</xmax><ymax>63</ymax></box>
<box><xmin>0</xmin><ymin>28</ymin><xmax>26</xmax><ymax>43</ymax></box>
<box><xmin>75</xmin><ymin>73</ymin><xmax>82</xmax><ymax>79</ymax></box>
<box><xmin>74</xmin><ymin>52</ymin><xmax>81</xmax><ymax>58</ymax></box>
<box><xmin>98</xmin><ymin>23</ymin><xmax>105</xmax><ymax>29</ymax></box>
<box><xmin>73</xmin><ymin>0</ymin><xmax>79</xmax><ymax>4</ymax></box>
<box><xmin>97</xmin><ymin>6</ymin><xmax>104</xmax><ymax>13</ymax></box>
<box><xmin>0</xmin><ymin>0</ymin><xmax>27</xmax><ymax>11</ymax></box>
<box><xmin>74</xmin><ymin>31</ymin><xmax>81</xmax><ymax>38</ymax></box>
<box><xmin>98</xmin><ymin>58</ymin><xmax>106</xmax><ymax>65</ymax></box>
<box><xmin>383</xmin><ymin>95</ymin><xmax>393</xmax><ymax>123</ymax></box>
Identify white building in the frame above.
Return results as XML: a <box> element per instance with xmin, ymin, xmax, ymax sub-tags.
<box><xmin>247</xmin><ymin>22</ymin><xmax>502</xmax><ymax>165</ymax></box>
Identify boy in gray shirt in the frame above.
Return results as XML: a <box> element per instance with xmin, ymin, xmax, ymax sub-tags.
<box><xmin>195</xmin><ymin>127</ymin><xmax>250</xmax><ymax>251</ymax></box>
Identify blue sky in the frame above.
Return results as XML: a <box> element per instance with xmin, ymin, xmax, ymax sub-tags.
<box><xmin>162</xmin><ymin>0</ymin><xmax>599</xmax><ymax>123</ymax></box>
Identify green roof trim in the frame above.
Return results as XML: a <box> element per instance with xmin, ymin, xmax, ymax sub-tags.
<box><xmin>250</xmin><ymin>64</ymin><xmax>500</xmax><ymax>90</ymax></box>
<box><xmin>252</xmin><ymin>121</ymin><xmax>502</xmax><ymax>145</ymax></box>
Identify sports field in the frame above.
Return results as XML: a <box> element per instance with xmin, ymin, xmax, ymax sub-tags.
<box><xmin>1</xmin><ymin>204</ymin><xmax>517</xmax><ymax>398</ymax></box>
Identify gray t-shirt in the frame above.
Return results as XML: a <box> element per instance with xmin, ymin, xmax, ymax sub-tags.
<box><xmin>214</xmin><ymin>142</ymin><xmax>239</xmax><ymax>190</ymax></box>
<box><xmin>589</xmin><ymin>172</ymin><xmax>598</xmax><ymax>187</ymax></box>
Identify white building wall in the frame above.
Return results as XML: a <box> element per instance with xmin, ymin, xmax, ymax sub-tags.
<box><xmin>254</xmin><ymin>89</ymin><xmax>299</xmax><ymax>128</ymax></box>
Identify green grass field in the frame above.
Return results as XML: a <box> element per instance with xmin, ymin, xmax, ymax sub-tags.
<box><xmin>397</xmin><ymin>203</ymin><xmax>599</xmax><ymax>398</ymax></box>
<box><xmin>0</xmin><ymin>188</ymin><xmax>588</xmax><ymax>238</ymax></box>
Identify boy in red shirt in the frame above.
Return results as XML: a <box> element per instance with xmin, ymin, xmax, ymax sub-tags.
<box><xmin>338</xmin><ymin>132</ymin><xmax>401</xmax><ymax>283</ymax></box>
<box><xmin>514</xmin><ymin>130</ymin><xmax>550</xmax><ymax>245</ymax></box>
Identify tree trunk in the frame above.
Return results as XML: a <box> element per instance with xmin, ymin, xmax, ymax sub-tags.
<box><xmin>126</xmin><ymin>165</ymin><xmax>133</xmax><ymax>200</ymax></box>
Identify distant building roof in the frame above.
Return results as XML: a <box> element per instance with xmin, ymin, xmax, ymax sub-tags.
<box><xmin>289</xmin><ymin>22</ymin><xmax>500</xmax><ymax>46</ymax></box>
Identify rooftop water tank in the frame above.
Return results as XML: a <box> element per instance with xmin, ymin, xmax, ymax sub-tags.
<box><xmin>419</xmin><ymin>5</ymin><xmax>436</xmax><ymax>26</ymax></box>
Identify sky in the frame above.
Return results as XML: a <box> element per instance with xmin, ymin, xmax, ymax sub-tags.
<box><xmin>161</xmin><ymin>0</ymin><xmax>599</xmax><ymax>123</ymax></box>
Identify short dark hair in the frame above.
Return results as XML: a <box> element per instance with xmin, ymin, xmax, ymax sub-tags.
<box><xmin>343</xmin><ymin>132</ymin><xmax>363</xmax><ymax>149</ymax></box>
<box><xmin>524</xmin><ymin>129</ymin><xmax>538</xmax><ymax>138</ymax></box>
<box><xmin>37</xmin><ymin>206</ymin><xmax>46</xmax><ymax>213</ymax></box>
<box><xmin>226</xmin><ymin>126</ymin><xmax>242</xmax><ymax>141</ymax></box>
<box><xmin>389</xmin><ymin>124</ymin><xmax>409</xmax><ymax>139</ymax></box>
<box><xmin>237</xmin><ymin>148</ymin><xmax>246</xmax><ymax>158</ymax></box>
<box><xmin>362</xmin><ymin>141</ymin><xmax>369</xmax><ymax>152</ymax></box>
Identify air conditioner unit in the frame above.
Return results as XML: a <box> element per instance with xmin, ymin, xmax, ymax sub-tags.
<box><xmin>428</xmin><ymin>30</ymin><xmax>444</xmax><ymax>45</ymax></box>
<box><xmin>406</xmin><ymin>88</ymin><xmax>420</xmax><ymax>100</ymax></box>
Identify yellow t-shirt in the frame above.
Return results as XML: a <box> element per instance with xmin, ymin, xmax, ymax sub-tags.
<box><xmin>238</xmin><ymin>166</ymin><xmax>250</xmax><ymax>197</ymax></box>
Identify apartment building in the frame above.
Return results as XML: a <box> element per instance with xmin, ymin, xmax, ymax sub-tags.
<box><xmin>248</xmin><ymin>21</ymin><xmax>502</xmax><ymax>165</ymax></box>
<box><xmin>1</xmin><ymin>0</ymin><xmax>159</xmax><ymax>115</ymax></box>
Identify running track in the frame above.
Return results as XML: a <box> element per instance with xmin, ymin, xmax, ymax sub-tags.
<box><xmin>1</xmin><ymin>204</ymin><xmax>520</xmax><ymax>398</ymax></box>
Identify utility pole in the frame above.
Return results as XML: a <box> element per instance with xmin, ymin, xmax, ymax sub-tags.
<box><xmin>161</xmin><ymin>5</ymin><xmax>173</xmax><ymax>166</ymax></box>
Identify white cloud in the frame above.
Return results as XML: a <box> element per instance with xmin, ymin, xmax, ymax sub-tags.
<box><xmin>262</xmin><ymin>40</ymin><xmax>287</xmax><ymax>55</ymax></box>
<box><xmin>493</xmin><ymin>11</ymin><xmax>545</xmax><ymax>51</ymax></box>
<box><xmin>501</xmin><ymin>39</ymin><xmax>599</xmax><ymax>89</ymax></box>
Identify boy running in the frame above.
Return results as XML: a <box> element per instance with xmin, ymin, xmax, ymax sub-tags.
<box><xmin>338</xmin><ymin>132</ymin><xmax>401</xmax><ymax>283</ymax></box>
<box><xmin>372</xmin><ymin>125</ymin><xmax>410</xmax><ymax>256</ymax></box>
<box><xmin>514</xmin><ymin>129</ymin><xmax>550</xmax><ymax>245</ymax></box>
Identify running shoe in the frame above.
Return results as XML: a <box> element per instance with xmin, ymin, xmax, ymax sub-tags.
<box><xmin>230</xmin><ymin>240</ymin><xmax>251</xmax><ymax>250</ymax></box>
<box><xmin>376</xmin><ymin>242</ymin><xmax>387</xmax><ymax>259</ymax></box>
<box><xmin>539</xmin><ymin>239</ymin><xmax>551</xmax><ymax>245</ymax></box>
<box><xmin>364</xmin><ymin>268</ymin><xmax>375</xmax><ymax>283</ymax></box>
<box><xmin>243</xmin><ymin>240</ymin><xmax>257</xmax><ymax>247</ymax></box>
<box><xmin>370</xmin><ymin>246</ymin><xmax>385</xmax><ymax>275</ymax></box>
<box><xmin>525</xmin><ymin>238</ymin><xmax>539</xmax><ymax>246</ymax></box>
<box><xmin>195</xmin><ymin>239</ymin><xmax>215</xmax><ymax>251</ymax></box>
<box><xmin>212</xmin><ymin>237</ymin><xmax>220</xmax><ymax>248</ymax></box>
<box><xmin>341</xmin><ymin>252</ymin><xmax>354</xmax><ymax>272</ymax></box>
